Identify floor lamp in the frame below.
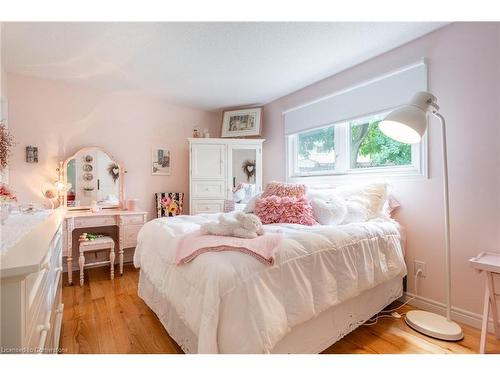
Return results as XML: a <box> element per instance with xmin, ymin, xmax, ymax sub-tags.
<box><xmin>379</xmin><ymin>91</ymin><xmax>464</xmax><ymax>341</ymax></box>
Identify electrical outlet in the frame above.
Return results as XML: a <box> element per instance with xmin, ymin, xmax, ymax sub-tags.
<box><xmin>414</xmin><ymin>261</ymin><xmax>426</xmax><ymax>277</ymax></box>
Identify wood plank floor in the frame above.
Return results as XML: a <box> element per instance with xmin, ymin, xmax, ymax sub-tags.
<box><xmin>60</xmin><ymin>265</ymin><xmax>500</xmax><ymax>354</ymax></box>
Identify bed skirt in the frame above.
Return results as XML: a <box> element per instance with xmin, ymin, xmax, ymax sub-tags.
<box><xmin>138</xmin><ymin>269</ymin><xmax>403</xmax><ymax>354</ymax></box>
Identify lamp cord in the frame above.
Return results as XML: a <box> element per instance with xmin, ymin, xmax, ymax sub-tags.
<box><xmin>362</xmin><ymin>269</ymin><xmax>422</xmax><ymax>326</ymax></box>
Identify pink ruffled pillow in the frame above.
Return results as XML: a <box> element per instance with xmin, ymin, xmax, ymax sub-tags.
<box><xmin>262</xmin><ymin>181</ymin><xmax>306</xmax><ymax>198</ymax></box>
<box><xmin>254</xmin><ymin>195</ymin><xmax>317</xmax><ymax>226</ymax></box>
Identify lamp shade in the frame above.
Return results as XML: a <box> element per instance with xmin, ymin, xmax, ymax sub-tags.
<box><xmin>379</xmin><ymin>91</ymin><xmax>438</xmax><ymax>144</ymax></box>
<box><xmin>379</xmin><ymin>105</ymin><xmax>427</xmax><ymax>144</ymax></box>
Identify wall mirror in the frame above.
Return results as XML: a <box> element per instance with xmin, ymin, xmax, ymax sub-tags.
<box><xmin>61</xmin><ymin>147</ymin><xmax>124</xmax><ymax>209</ymax></box>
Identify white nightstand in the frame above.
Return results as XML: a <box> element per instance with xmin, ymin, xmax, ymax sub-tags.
<box><xmin>469</xmin><ymin>252</ymin><xmax>500</xmax><ymax>353</ymax></box>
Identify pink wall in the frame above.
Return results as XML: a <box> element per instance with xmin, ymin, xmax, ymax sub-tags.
<box><xmin>7</xmin><ymin>73</ymin><xmax>221</xmax><ymax>217</ymax></box>
<box><xmin>262</xmin><ymin>22</ymin><xmax>500</xmax><ymax>320</ymax></box>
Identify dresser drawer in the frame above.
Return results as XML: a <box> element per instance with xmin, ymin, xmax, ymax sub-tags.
<box><xmin>73</xmin><ymin>215</ymin><xmax>117</xmax><ymax>228</ymax></box>
<box><xmin>192</xmin><ymin>179</ymin><xmax>226</xmax><ymax>199</ymax></box>
<box><xmin>25</xmin><ymin>268</ymin><xmax>49</xmax><ymax>335</ymax></box>
<box><xmin>122</xmin><ymin>224</ymin><xmax>142</xmax><ymax>248</ymax></box>
<box><xmin>25</xmin><ymin>271</ymin><xmax>51</xmax><ymax>350</ymax></box>
<box><xmin>121</xmin><ymin>214</ymin><xmax>145</xmax><ymax>226</ymax></box>
<box><xmin>26</xmin><ymin>275</ymin><xmax>62</xmax><ymax>352</ymax></box>
<box><xmin>25</xmin><ymin>228</ymin><xmax>62</xmax><ymax>332</ymax></box>
<box><xmin>45</xmin><ymin>282</ymin><xmax>63</xmax><ymax>353</ymax></box>
<box><xmin>191</xmin><ymin>200</ymin><xmax>225</xmax><ymax>214</ymax></box>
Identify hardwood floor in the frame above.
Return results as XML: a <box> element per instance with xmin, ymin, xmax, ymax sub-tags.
<box><xmin>61</xmin><ymin>265</ymin><xmax>500</xmax><ymax>354</ymax></box>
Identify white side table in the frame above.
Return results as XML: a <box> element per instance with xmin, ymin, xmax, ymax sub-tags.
<box><xmin>469</xmin><ymin>252</ymin><xmax>500</xmax><ymax>353</ymax></box>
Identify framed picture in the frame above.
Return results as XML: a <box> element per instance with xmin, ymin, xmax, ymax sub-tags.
<box><xmin>221</xmin><ymin>107</ymin><xmax>262</xmax><ymax>138</ymax></box>
<box><xmin>152</xmin><ymin>147</ymin><xmax>171</xmax><ymax>175</ymax></box>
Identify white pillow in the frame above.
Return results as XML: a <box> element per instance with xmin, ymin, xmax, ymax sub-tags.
<box><xmin>233</xmin><ymin>188</ymin><xmax>246</xmax><ymax>203</ymax></box>
<box><xmin>233</xmin><ymin>183</ymin><xmax>256</xmax><ymax>203</ymax></box>
<box><xmin>305</xmin><ymin>188</ymin><xmax>337</xmax><ymax>202</ymax></box>
<box><xmin>310</xmin><ymin>197</ymin><xmax>347</xmax><ymax>225</ymax></box>
<box><xmin>243</xmin><ymin>193</ymin><xmax>262</xmax><ymax>213</ymax></box>
<box><xmin>243</xmin><ymin>184</ymin><xmax>256</xmax><ymax>203</ymax></box>
<box><xmin>342</xmin><ymin>200</ymin><xmax>369</xmax><ymax>224</ymax></box>
<box><xmin>335</xmin><ymin>182</ymin><xmax>388</xmax><ymax>219</ymax></box>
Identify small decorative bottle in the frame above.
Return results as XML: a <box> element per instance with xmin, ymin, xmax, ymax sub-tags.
<box><xmin>90</xmin><ymin>201</ymin><xmax>101</xmax><ymax>214</ymax></box>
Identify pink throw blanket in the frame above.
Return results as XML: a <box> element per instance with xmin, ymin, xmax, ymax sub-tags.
<box><xmin>175</xmin><ymin>230</ymin><xmax>283</xmax><ymax>266</ymax></box>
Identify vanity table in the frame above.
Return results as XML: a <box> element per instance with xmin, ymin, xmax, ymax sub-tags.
<box><xmin>59</xmin><ymin>147</ymin><xmax>148</xmax><ymax>285</ymax></box>
<box><xmin>63</xmin><ymin>209</ymin><xmax>147</xmax><ymax>285</ymax></box>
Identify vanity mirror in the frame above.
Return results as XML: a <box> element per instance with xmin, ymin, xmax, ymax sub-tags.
<box><xmin>60</xmin><ymin>147</ymin><xmax>124</xmax><ymax>209</ymax></box>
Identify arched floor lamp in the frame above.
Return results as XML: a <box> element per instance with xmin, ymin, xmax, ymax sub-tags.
<box><xmin>379</xmin><ymin>92</ymin><xmax>464</xmax><ymax>341</ymax></box>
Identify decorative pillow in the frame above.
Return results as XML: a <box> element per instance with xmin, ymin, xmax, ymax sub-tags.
<box><xmin>156</xmin><ymin>192</ymin><xmax>184</xmax><ymax>218</ymax></box>
<box><xmin>233</xmin><ymin>183</ymin><xmax>256</xmax><ymax>203</ymax></box>
<box><xmin>254</xmin><ymin>195</ymin><xmax>317</xmax><ymax>226</ymax></box>
<box><xmin>342</xmin><ymin>200</ymin><xmax>369</xmax><ymax>224</ymax></box>
<box><xmin>232</xmin><ymin>188</ymin><xmax>246</xmax><ymax>203</ymax></box>
<box><xmin>243</xmin><ymin>193</ymin><xmax>262</xmax><ymax>213</ymax></box>
<box><xmin>383</xmin><ymin>194</ymin><xmax>401</xmax><ymax>218</ymax></box>
<box><xmin>305</xmin><ymin>188</ymin><xmax>337</xmax><ymax>202</ymax></box>
<box><xmin>261</xmin><ymin>181</ymin><xmax>307</xmax><ymax>198</ymax></box>
<box><xmin>310</xmin><ymin>196</ymin><xmax>347</xmax><ymax>225</ymax></box>
<box><xmin>335</xmin><ymin>182</ymin><xmax>388</xmax><ymax>219</ymax></box>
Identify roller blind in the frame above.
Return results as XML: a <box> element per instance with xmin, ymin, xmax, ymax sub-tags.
<box><xmin>283</xmin><ymin>61</ymin><xmax>428</xmax><ymax>135</ymax></box>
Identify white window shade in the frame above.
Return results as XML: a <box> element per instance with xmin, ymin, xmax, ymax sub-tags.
<box><xmin>283</xmin><ymin>61</ymin><xmax>428</xmax><ymax>135</ymax></box>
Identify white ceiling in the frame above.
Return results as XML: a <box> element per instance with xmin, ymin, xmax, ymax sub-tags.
<box><xmin>2</xmin><ymin>22</ymin><xmax>447</xmax><ymax>110</ymax></box>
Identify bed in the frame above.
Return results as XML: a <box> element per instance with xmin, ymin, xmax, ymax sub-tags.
<box><xmin>133</xmin><ymin>214</ymin><xmax>406</xmax><ymax>354</ymax></box>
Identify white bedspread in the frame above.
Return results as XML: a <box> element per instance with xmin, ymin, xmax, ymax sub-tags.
<box><xmin>134</xmin><ymin>214</ymin><xmax>407</xmax><ymax>353</ymax></box>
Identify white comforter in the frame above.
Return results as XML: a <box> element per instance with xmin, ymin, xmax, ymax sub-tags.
<box><xmin>134</xmin><ymin>214</ymin><xmax>407</xmax><ymax>353</ymax></box>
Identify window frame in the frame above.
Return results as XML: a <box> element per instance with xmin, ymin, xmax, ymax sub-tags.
<box><xmin>286</xmin><ymin>110</ymin><xmax>428</xmax><ymax>182</ymax></box>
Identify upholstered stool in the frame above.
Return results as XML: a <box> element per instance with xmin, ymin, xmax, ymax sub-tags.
<box><xmin>78</xmin><ymin>236</ymin><xmax>115</xmax><ymax>286</ymax></box>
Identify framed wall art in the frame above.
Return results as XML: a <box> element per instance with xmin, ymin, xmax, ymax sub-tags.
<box><xmin>221</xmin><ymin>107</ymin><xmax>262</xmax><ymax>138</ymax></box>
<box><xmin>152</xmin><ymin>147</ymin><xmax>171</xmax><ymax>176</ymax></box>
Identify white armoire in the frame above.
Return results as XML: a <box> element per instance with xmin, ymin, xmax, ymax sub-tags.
<box><xmin>188</xmin><ymin>138</ymin><xmax>265</xmax><ymax>215</ymax></box>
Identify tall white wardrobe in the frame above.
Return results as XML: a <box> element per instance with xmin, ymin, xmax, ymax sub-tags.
<box><xmin>188</xmin><ymin>138</ymin><xmax>265</xmax><ymax>215</ymax></box>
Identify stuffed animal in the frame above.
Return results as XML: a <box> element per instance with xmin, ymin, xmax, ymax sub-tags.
<box><xmin>200</xmin><ymin>211</ymin><xmax>264</xmax><ymax>239</ymax></box>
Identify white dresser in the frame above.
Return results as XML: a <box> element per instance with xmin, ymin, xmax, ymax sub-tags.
<box><xmin>1</xmin><ymin>208</ymin><xmax>66</xmax><ymax>354</ymax></box>
<box><xmin>188</xmin><ymin>138</ymin><xmax>264</xmax><ymax>215</ymax></box>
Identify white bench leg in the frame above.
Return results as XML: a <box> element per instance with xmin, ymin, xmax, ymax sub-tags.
<box><xmin>119</xmin><ymin>249</ymin><xmax>124</xmax><ymax>276</ymax></box>
<box><xmin>110</xmin><ymin>246</ymin><xmax>115</xmax><ymax>280</ymax></box>
<box><xmin>79</xmin><ymin>250</ymin><xmax>85</xmax><ymax>287</ymax></box>
<box><xmin>67</xmin><ymin>255</ymin><xmax>73</xmax><ymax>285</ymax></box>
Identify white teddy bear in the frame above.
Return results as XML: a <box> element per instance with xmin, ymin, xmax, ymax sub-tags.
<box><xmin>200</xmin><ymin>211</ymin><xmax>264</xmax><ymax>239</ymax></box>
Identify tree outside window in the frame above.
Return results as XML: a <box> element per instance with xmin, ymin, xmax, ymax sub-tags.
<box><xmin>351</xmin><ymin>119</ymin><xmax>411</xmax><ymax>169</ymax></box>
<box><xmin>294</xmin><ymin>112</ymin><xmax>412</xmax><ymax>175</ymax></box>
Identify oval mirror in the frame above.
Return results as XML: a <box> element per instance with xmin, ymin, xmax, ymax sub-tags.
<box><xmin>63</xmin><ymin>147</ymin><xmax>123</xmax><ymax>209</ymax></box>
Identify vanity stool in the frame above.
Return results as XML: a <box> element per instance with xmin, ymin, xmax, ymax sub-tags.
<box><xmin>78</xmin><ymin>236</ymin><xmax>116</xmax><ymax>286</ymax></box>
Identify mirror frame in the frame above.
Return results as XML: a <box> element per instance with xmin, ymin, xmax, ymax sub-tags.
<box><xmin>59</xmin><ymin>146</ymin><xmax>125</xmax><ymax>210</ymax></box>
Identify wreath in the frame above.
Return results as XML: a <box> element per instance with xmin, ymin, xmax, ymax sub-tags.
<box><xmin>107</xmin><ymin>163</ymin><xmax>120</xmax><ymax>183</ymax></box>
<box><xmin>241</xmin><ymin>159</ymin><xmax>256</xmax><ymax>181</ymax></box>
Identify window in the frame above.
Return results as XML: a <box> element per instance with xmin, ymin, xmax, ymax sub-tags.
<box><xmin>287</xmin><ymin>111</ymin><xmax>425</xmax><ymax>179</ymax></box>
<box><xmin>296</xmin><ymin>125</ymin><xmax>336</xmax><ymax>175</ymax></box>
<box><xmin>349</xmin><ymin>113</ymin><xmax>412</xmax><ymax>169</ymax></box>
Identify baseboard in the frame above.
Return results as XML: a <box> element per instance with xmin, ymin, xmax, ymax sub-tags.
<box><xmin>400</xmin><ymin>292</ymin><xmax>499</xmax><ymax>334</ymax></box>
